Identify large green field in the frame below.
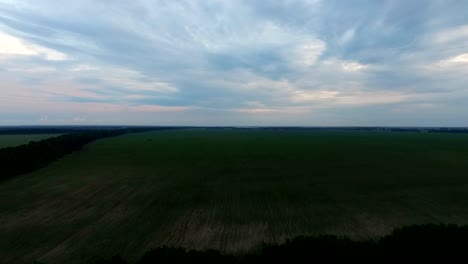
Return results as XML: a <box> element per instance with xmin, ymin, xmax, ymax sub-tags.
<box><xmin>0</xmin><ymin>134</ymin><xmax>61</xmax><ymax>148</ymax></box>
<box><xmin>2</xmin><ymin>130</ymin><xmax>468</xmax><ymax>263</ymax></box>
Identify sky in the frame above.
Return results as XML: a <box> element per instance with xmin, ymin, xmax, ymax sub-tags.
<box><xmin>0</xmin><ymin>0</ymin><xmax>467</xmax><ymax>126</ymax></box>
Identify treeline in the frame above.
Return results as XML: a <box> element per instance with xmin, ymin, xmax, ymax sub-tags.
<box><xmin>0</xmin><ymin>126</ymin><xmax>181</xmax><ymax>135</ymax></box>
<box><xmin>198</xmin><ymin>126</ymin><xmax>468</xmax><ymax>133</ymax></box>
<box><xmin>91</xmin><ymin>224</ymin><xmax>468</xmax><ymax>263</ymax></box>
<box><xmin>0</xmin><ymin>128</ymin><xmax>157</xmax><ymax>182</ymax></box>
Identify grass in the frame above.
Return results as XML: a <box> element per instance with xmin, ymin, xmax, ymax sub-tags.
<box><xmin>0</xmin><ymin>134</ymin><xmax>61</xmax><ymax>148</ymax></box>
<box><xmin>2</xmin><ymin>129</ymin><xmax>468</xmax><ymax>263</ymax></box>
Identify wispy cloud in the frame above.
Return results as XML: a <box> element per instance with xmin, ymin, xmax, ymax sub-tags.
<box><xmin>0</xmin><ymin>0</ymin><xmax>467</xmax><ymax>125</ymax></box>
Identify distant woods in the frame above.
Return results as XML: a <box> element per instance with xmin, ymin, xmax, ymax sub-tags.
<box><xmin>0</xmin><ymin>128</ymin><xmax>158</xmax><ymax>182</ymax></box>
<box><xmin>92</xmin><ymin>224</ymin><xmax>468</xmax><ymax>263</ymax></box>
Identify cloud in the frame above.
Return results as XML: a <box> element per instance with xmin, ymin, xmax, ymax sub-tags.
<box><xmin>290</xmin><ymin>90</ymin><xmax>339</xmax><ymax>103</ymax></box>
<box><xmin>289</xmin><ymin>39</ymin><xmax>326</xmax><ymax>67</ymax></box>
<box><xmin>0</xmin><ymin>31</ymin><xmax>67</xmax><ymax>60</ymax></box>
<box><xmin>441</xmin><ymin>53</ymin><xmax>468</xmax><ymax>65</ymax></box>
<box><xmin>72</xmin><ymin>116</ymin><xmax>86</xmax><ymax>122</ymax></box>
<box><xmin>339</xmin><ymin>28</ymin><xmax>355</xmax><ymax>46</ymax></box>
<box><xmin>129</xmin><ymin>105</ymin><xmax>188</xmax><ymax>112</ymax></box>
<box><xmin>0</xmin><ymin>0</ymin><xmax>467</xmax><ymax>125</ymax></box>
<box><xmin>433</xmin><ymin>25</ymin><xmax>468</xmax><ymax>44</ymax></box>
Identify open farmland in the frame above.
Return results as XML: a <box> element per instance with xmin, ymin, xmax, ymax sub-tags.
<box><xmin>2</xmin><ymin>129</ymin><xmax>468</xmax><ymax>263</ymax></box>
<box><xmin>0</xmin><ymin>134</ymin><xmax>61</xmax><ymax>148</ymax></box>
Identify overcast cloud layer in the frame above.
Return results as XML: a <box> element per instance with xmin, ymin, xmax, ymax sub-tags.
<box><xmin>1</xmin><ymin>0</ymin><xmax>468</xmax><ymax>126</ymax></box>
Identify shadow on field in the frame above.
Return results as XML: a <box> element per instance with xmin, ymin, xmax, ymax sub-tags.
<box><xmin>88</xmin><ymin>224</ymin><xmax>468</xmax><ymax>263</ymax></box>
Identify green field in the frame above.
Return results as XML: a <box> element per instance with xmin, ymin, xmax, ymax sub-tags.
<box><xmin>2</xmin><ymin>130</ymin><xmax>468</xmax><ymax>263</ymax></box>
<box><xmin>0</xmin><ymin>134</ymin><xmax>61</xmax><ymax>148</ymax></box>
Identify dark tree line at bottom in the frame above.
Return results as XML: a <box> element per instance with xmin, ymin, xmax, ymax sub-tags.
<box><xmin>81</xmin><ymin>224</ymin><xmax>468</xmax><ymax>263</ymax></box>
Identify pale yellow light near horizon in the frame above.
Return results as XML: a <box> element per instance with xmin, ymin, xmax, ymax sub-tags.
<box><xmin>0</xmin><ymin>31</ymin><xmax>37</xmax><ymax>55</ymax></box>
<box><xmin>448</xmin><ymin>53</ymin><xmax>468</xmax><ymax>63</ymax></box>
<box><xmin>0</xmin><ymin>31</ymin><xmax>67</xmax><ymax>60</ymax></box>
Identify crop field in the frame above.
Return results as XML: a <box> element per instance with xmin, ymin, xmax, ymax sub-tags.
<box><xmin>0</xmin><ymin>134</ymin><xmax>61</xmax><ymax>148</ymax></box>
<box><xmin>2</xmin><ymin>129</ymin><xmax>468</xmax><ymax>263</ymax></box>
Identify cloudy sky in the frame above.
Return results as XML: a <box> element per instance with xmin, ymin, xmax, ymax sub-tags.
<box><xmin>0</xmin><ymin>0</ymin><xmax>467</xmax><ymax>126</ymax></box>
